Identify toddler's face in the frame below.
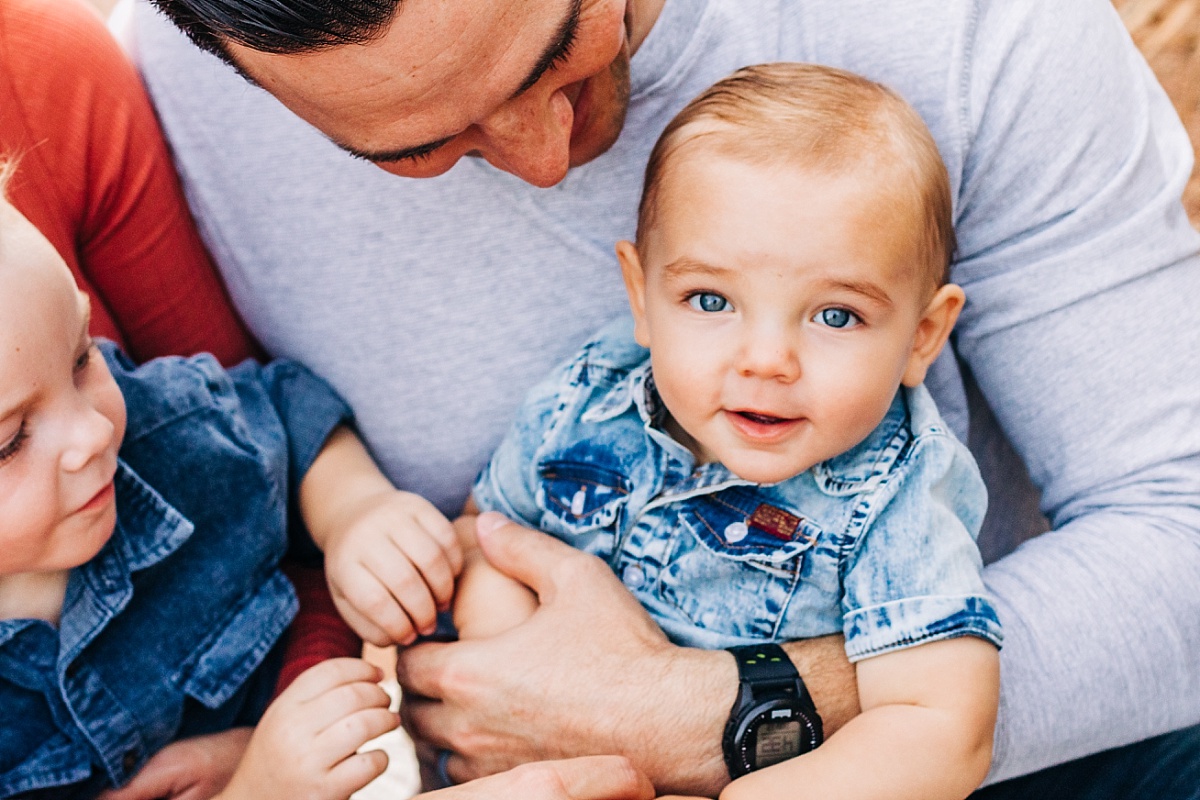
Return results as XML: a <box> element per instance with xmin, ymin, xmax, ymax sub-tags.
<box><xmin>618</xmin><ymin>153</ymin><xmax>955</xmax><ymax>484</ymax></box>
<box><xmin>0</xmin><ymin>201</ymin><xmax>126</xmax><ymax>576</ymax></box>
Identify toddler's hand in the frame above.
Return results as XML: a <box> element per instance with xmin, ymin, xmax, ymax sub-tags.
<box><xmin>324</xmin><ymin>490</ymin><xmax>463</xmax><ymax>645</ymax></box>
<box><xmin>219</xmin><ymin>658</ymin><xmax>397</xmax><ymax>800</ymax></box>
<box><xmin>97</xmin><ymin>728</ymin><xmax>251</xmax><ymax>800</ymax></box>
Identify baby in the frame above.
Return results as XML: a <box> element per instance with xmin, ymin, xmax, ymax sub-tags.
<box><xmin>0</xmin><ymin>162</ymin><xmax>461</xmax><ymax>799</ymax></box>
<box><xmin>462</xmin><ymin>63</ymin><xmax>1003</xmax><ymax>799</ymax></box>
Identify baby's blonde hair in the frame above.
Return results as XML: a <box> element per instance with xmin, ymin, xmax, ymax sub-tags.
<box><xmin>638</xmin><ymin>63</ymin><xmax>956</xmax><ymax>289</ymax></box>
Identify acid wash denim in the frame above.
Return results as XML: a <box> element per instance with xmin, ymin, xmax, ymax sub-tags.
<box><xmin>474</xmin><ymin>318</ymin><xmax>1003</xmax><ymax>657</ymax></box>
<box><xmin>0</xmin><ymin>343</ymin><xmax>351</xmax><ymax>799</ymax></box>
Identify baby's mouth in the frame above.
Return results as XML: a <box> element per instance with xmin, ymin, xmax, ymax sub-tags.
<box><xmin>734</xmin><ymin>410</ymin><xmax>792</xmax><ymax>425</ymax></box>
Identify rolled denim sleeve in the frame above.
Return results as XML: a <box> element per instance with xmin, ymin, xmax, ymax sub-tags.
<box><xmin>473</xmin><ymin>359</ymin><xmax>580</xmax><ymax>527</ymax></box>
<box><xmin>841</xmin><ymin>432</ymin><xmax>1002</xmax><ymax>662</ymax></box>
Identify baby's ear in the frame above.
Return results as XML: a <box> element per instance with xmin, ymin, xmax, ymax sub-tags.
<box><xmin>902</xmin><ymin>283</ymin><xmax>965</xmax><ymax>387</ymax></box>
<box><xmin>615</xmin><ymin>240</ymin><xmax>651</xmax><ymax>348</ymax></box>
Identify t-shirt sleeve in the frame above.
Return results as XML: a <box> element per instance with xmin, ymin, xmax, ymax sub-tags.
<box><xmin>946</xmin><ymin>0</ymin><xmax>1200</xmax><ymax>780</ymax></box>
<box><xmin>840</xmin><ymin>431</ymin><xmax>1002</xmax><ymax>662</ymax></box>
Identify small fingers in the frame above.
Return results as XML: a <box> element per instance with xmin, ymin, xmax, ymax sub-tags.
<box><xmin>343</xmin><ymin>561</ymin><xmax>422</xmax><ymax>644</ymax></box>
<box><xmin>283</xmin><ymin>658</ymin><xmax>384</xmax><ymax>705</ymax></box>
<box><xmin>324</xmin><ymin>749</ymin><xmax>390</xmax><ymax>799</ymax></box>
<box><xmin>316</xmin><ymin>706</ymin><xmax>400</xmax><ymax>763</ymax></box>
<box><xmin>394</xmin><ymin>524</ymin><xmax>459</xmax><ymax>611</ymax></box>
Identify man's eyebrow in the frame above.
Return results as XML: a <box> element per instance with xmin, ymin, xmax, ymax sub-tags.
<box><xmin>334</xmin><ymin>0</ymin><xmax>581</xmax><ymax>165</ymax></box>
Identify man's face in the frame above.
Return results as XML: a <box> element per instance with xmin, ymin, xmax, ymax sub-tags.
<box><xmin>229</xmin><ymin>0</ymin><xmax>642</xmax><ymax>188</ymax></box>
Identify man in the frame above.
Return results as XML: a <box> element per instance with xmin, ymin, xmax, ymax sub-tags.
<box><xmin>124</xmin><ymin>0</ymin><xmax>1200</xmax><ymax>796</ymax></box>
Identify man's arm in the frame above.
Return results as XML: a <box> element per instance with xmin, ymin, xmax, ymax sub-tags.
<box><xmin>397</xmin><ymin>514</ymin><xmax>859</xmax><ymax>796</ymax></box>
<box><xmin>946</xmin><ymin>0</ymin><xmax>1200</xmax><ymax>782</ymax></box>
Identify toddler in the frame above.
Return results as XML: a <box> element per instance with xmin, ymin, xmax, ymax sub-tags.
<box><xmin>463</xmin><ymin>64</ymin><xmax>1003</xmax><ymax>800</ymax></box>
<box><xmin>0</xmin><ymin>162</ymin><xmax>463</xmax><ymax>799</ymax></box>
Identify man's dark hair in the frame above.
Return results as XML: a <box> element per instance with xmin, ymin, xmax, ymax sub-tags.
<box><xmin>151</xmin><ymin>0</ymin><xmax>399</xmax><ymax>64</ymax></box>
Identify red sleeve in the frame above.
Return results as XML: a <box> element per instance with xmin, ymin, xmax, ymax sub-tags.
<box><xmin>0</xmin><ymin>0</ymin><xmax>258</xmax><ymax>366</ymax></box>
<box><xmin>276</xmin><ymin>564</ymin><xmax>365</xmax><ymax>696</ymax></box>
<box><xmin>0</xmin><ymin>0</ymin><xmax>359</xmax><ymax>684</ymax></box>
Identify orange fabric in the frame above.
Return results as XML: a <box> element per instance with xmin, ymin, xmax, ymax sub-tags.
<box><xmin>0</xmin><ymin>0</ymin><xmax>256</xmax><ymax>365</ymax></box>
<box><xmin>0</xmin><ymin>0</ymin><xmax>360</xmax><ymax>693</ymax></box>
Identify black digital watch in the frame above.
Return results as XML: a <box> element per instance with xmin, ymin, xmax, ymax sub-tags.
<box><xmin>722</xmin><ymin>644</ymin><xmax>823</xmax><ymax>778</ymax></box>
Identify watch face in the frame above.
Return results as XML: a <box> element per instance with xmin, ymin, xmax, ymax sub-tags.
<box><xmin>753</xmin><ymin>718</ymin><xmax>802</xmax><ymax>768</ymax></box>
<box><xmin>733</xmin><ymin>702</ymin><xmax>813</xmax><ymax>774</ymax></box>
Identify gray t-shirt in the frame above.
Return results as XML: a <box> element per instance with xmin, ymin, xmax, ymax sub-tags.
<box><xmin>128</xmin><ymin>0</ymin><xmax>1200</xmax><ymax>783</ymax></box>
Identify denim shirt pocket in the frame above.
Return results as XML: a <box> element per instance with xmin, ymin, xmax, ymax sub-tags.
<box><xmin>657</xmin><ymin>488</ymin><xmax>821</xmax><ymax>641</ymax></box>
<box><xmin>536</xmin><ymin>460</ymin><xmax>632</xmax><ymax>537</ymax></box>
<box><xmin>178</xmin><ymin>571</ymin><xmax>297</xmax><ymax>709</ymax></box>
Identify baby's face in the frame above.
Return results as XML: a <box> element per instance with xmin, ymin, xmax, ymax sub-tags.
<box><xmin>618</xmin><ymin>154</ymin><xmax>944</xmax><ymax>484</ymax></box>
<box><xmin>0</xmin><ymin>201</ymin><xmax>125</xmax><ymax>576</ymax></box>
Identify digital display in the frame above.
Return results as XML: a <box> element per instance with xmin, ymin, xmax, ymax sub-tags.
<box><xmin>754</xmin><ymin>720</ymin><xmax>801</xmax><ymax>767</ymax></box>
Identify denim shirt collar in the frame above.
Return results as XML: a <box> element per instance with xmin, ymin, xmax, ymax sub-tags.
<box><xmin>574</xmin><ymin>348</ymin><xmax>915</xmax><ymax>496</ymax></box>
<box><xmin>0</xmin><ymin>461</ymin><xmax>194</xmax><ymax>658</ymax></box>
<box><xmin>579</xmin><ymin>363</ymin><xmax>751</xmax><ymax>494</ymax></box>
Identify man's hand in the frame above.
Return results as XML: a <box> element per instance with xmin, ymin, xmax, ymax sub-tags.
<box><xmin>97</xmin><ymin>728</ymin><xmax>252</xmax><ymax>800</ymax></box>
<box><xmin>396</xmin><ymin>513</ymin><xmax>737</xmax><ymax>796</ymax></box>
<box><xmin>414</xmin><ymin>756</ymin><xmax>656</xmax><ymax>800</ymax></box>
<box><xmin>218</xmin><ymin>658</ymin><xmax>398</xmax><ymax>800</ymax></box>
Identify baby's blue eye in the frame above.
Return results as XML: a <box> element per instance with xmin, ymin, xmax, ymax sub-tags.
<box><xmin>814</xmin><ymin>308</ymin><xmax>859</xmax><ymax>328</ymax></box>
<box><xmin>688</xmin><ymin>293</ymin><xmax>731</xmax><ymax>313</ymax></box>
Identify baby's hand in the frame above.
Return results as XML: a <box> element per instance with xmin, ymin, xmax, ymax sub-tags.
<box><xmin>219</xmin><ymin>659</ymin><xmax>397</xmax><ymax>800</ymax></box>
<box><xmin>323</xmin><ymin>490</ymin><xmax>463</xmax><ymax>646</ymax></box>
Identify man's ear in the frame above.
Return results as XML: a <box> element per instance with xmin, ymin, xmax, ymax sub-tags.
<box><xmin>902</xmin><ymin>283</ymin><xmax>965</xmax><ymax>387</ymax></box>
<box><xmin>615</xmin><ymin>240</ymin><xmax>651</xmax><ymax>348</ymax></box>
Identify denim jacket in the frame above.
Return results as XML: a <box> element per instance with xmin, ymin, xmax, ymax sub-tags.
<box><xmin>474</xmin><ymin>318</ymin><xmax>1002</xmax><ymax>656</ymax></box>
<box><xmin>0</xmin><ymin>343</ymin><xmax>352</xmax><ymax>799</ymax></box>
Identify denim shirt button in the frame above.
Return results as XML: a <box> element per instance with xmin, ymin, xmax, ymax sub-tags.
<box><xmin>724</xmin><ymin>522</ymin><xmax>749</xmax><ymax>543</ymax></box>
<box><xmin>622</xmin><ymin>564</ymin><xmax>646</xmax><ymax>589</ymax></box>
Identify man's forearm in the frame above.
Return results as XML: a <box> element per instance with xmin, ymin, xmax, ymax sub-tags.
<box><xmin>982</xmin><ymin>513</ymin><xmax>1200</xmax><ymax>783</ymax></box>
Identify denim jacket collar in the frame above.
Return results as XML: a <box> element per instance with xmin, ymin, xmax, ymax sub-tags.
<box><xmin>0</xmin><ymin>461</ymin><xmax>195</xmax><ymax>655</ymax></box>
<box><xmin>573</xmin><ymin>331</ymin><xmax>916</xmax><ymax>496</ymax></box>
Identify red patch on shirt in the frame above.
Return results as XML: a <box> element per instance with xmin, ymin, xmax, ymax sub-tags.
<box><xmin>749</xmin><ymin>504</ymin><xmax>802</xmax><ymax>541</ymax></box>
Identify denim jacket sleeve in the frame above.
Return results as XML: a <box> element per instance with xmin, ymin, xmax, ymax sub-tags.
<box><xmin>472</xmin><ymin>359</ymin><xmax>575</xmax><ymax>528</ymax></box>
<box><xmin>840</xmin><ymin>428</ymin><xmax>1003</xmax><ymax>662</ymax></box>
<box><xmin>223</xmin><ymin>359</ymin><xmax>354</xmax><ymax>563</ymax></box>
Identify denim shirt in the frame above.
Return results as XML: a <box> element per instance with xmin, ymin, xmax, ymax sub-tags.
<box><xmin>474</xmin><ymin>318</ymin><xmax>1003</xmax><ymax>656</ymax></box>
<box><xmin>0</xmin><ymin>343</ymin><xmax>352</xmax><ymax>799</ymax></box>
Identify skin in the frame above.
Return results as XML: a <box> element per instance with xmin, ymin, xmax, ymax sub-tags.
<box><xmin>399</xmin><ymin>152</ymin><xmax>974</xmax><ymax>796</ymax></box>
<box><xmin>226</xmin><ymin>0</ymin><xmax>667</xmax><ymax>187</ymax></box>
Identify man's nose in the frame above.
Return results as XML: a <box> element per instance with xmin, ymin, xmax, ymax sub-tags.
<box><xmin>475</xmin><ymin>87</ymin><xmax>575</xmax><ymax>187</ymax></box>
<box><xmin>60</xmin><ymin>405</ymin><xmax>114</xmax><ymax>473</ymax></box>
